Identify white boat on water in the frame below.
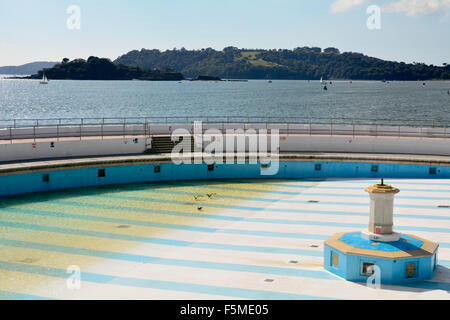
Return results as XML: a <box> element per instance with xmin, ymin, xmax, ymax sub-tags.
<box><xmin>40</xmin><ymin>74</ymin><xmax>49</xmax><ymax>84</ymax></box>
<box><xmin>320</xmin><ymin>77</ymin><xmax>325</xmax><ymax>84</ymax></box>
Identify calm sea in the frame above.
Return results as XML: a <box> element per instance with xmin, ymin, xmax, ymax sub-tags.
<box><xmin>1</xmin><ymin>76</ymin><xmax>449</xmax><ymax>124</ymax></box>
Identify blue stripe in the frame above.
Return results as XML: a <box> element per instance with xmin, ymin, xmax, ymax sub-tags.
<box><xmin>222</xmin><ymin>179</ymin><xmax>450</xmax><ymax>194</ymax></box>
<box><xmin>330</xmin><ymin>179</ymin><xmax>450</xmax><ymax>187</ymax></box>
<box><xmin>150</xmin><ymin>186</ymin><xmax>450</xmax><ymax>206</ymax></box>
<box><xmin>63</xmin><ymin>196</ymin><xmax>450</xmax><ymax>234</ymax></box>
<box><xmin>1</xmin><ymin>215</ymin><xmax>449</xmax><ymax>263</ymax></box>
<box><xmin>6</xmin><ymin>201</ymin><xmax>450</xmax><ymax>246</ymax></box>
<box><xmin>0</xmin><ymin>261</ymin><xmax>333</xmax><ymax>300</ymax></box>
<box><xmin>16</xmin><ymin>183</ymin><xmax>450</xmax><ymax>219</ymax></box>
<box><xmin>26</xmin><ymin>198</ymin><xmax>450</xmax><ymax>237</ymax></box>
<box><xmin>439</xmin><ymin>243</ymin><xmax>450</xmax><ymax>249</ymax></box>
<box><xmin>73</xmin><ymin>185</ymin><xmax>450</xmax><ymax>220</ymax></box>
<box><xmin>401</xmin><ymin>281</ymin><xmax>450</xmax><ymax>292</ymax></box>
<box><xmin>0</xmin><ymin>290</ymin><xmax>55</xmax><ymax>300</ymax></box>
<box><xmin>113</xmin><ymin>189</ymin><xmax>450</xmax><ymax>220</ymax></box>
<box><xmin>7</xmin><ymin>237</ymin><xmax>450</xmax><ymax>283</ymax></box>
<box><xmin>438</xmin><ymin>259</ymin><xmax>450</xmax><ymax>267</ymax></box>
<box><xmin>0</xmin><ymin>221</ymin><xmax>323</xmax><ymax>256</ymax></box>
<box><xmin>0</xmin><ymin>238</ymin><xmax>336</xmax><ymax>280</ymax></box>
<box><xmin>172</xmin><ymin>181</ymin><xmax>450</xmax><ymax>200</ymax></box>
<box><xmin>55</xmin><ymin>197</ymin><xmax>450</xmax><ymax>222</ymax></box>
<box><xmin>97</xmin><ymin>193</ymin><xmax>450</xmax><ymax>218</ymax></box>
<box><xmin>2</xmin><ymin>207</ymin><xmax>328</xmax><ymax>241</ymax></box>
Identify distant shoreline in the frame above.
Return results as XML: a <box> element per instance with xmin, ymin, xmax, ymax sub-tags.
<box><xmin>2</xmin><ymin>76</ymin><xmax>449</xmax><ymax>82</ymax></box>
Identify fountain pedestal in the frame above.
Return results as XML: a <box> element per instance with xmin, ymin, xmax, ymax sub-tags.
<box><xmin>361</xmin><ymin>183</ymin><xmax>401</xmax><ymax>242</ymax></box>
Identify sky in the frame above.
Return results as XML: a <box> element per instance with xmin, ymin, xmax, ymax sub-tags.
<box><xmin>0</xmin><ymin>0</ymin><xmax>449</xmax><ymax>66</ymax></box>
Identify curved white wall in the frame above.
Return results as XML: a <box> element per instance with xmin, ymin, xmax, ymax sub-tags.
<box><xmin>1</xmin><ymin>134</ymin><xmax>450</xmax><ymax>163</ymax></box>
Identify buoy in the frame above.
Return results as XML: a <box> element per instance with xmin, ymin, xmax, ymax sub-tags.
<box><xmin>323</xmin><ymin>85</ymin><xmax>328</xmax><ymax>91</ymax></box>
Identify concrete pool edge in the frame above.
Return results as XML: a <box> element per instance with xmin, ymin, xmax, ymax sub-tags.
<box><xmin>2</xmin><ymin>152</ymin><xmax>450</xmax><ymax>176</ymax></box>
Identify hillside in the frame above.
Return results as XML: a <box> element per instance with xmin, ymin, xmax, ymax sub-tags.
<box><xmin>27</xmin><ymin>57</ymin><xmax>184</xmax><ymax>81</ymax></box>
<box><xmin>0</xmin><ymin>61</ymin><xmax>58</xmax><ymax>75</ymax></box>
<box><xmin>115</xmin><ymin>47</ymin><xmax>450</xmax><ymax>80</ymax></box>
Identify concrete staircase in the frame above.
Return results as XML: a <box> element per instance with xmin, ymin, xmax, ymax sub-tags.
<box><xmin>145</xmin><ymin>136</ymin><xmax>195</xmax><ymax>154</ymax></box>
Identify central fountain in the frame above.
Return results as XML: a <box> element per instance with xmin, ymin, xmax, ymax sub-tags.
<box><xmin>324</xmin><ymin>180</ymin><xmax>439</xmax><ymax>285</ymax></box>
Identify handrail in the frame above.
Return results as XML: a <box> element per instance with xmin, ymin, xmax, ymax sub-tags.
<box><xmin>0</xmin><ymin>120</ymin><xmax>449</xmax><ymax>143</ymax></box>
<box><xmin>0</xmin><ymin>116</ymin><xmax>449</xmax><ymax>128</ymax></box>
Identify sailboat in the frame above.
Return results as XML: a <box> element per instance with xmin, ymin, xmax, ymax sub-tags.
<box><xmin>320</xmin><ymin>77</ymin><xmax>324</xmax><ymax>84</ymax></box>
<box><xmin>40</xmin><ymin>74</ymin><xmax>49</xmax><ymax>84</ymax></box>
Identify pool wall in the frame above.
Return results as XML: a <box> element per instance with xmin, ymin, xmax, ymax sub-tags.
<box><xmin>2</xmin><ymin>134</ymin><xmax>450</xmax><ymax>162</ymax></box>
<box><xmin>1</xmin><ymin>160</ymin><xmax>450</xmax><ymax>197</ymax></box>
<box><xmin>281</xmin><ymin>136</ymin><xmax>450</xmax><ymax>156</ymax></box>
<box><xmin>0</xmin><ymin>138</ymin><xmax>146</xmax><ymax>162</ymax></box>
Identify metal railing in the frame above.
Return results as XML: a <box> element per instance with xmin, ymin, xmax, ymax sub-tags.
<box><xmin>0</xmin><ymin>116</ymin><xmax>449</xmax><ymax>142</ymax></box>
<box><xmin>0</xmin><ymin>116</ymin><xmax>449</xmax><ymax>128</ymax></box>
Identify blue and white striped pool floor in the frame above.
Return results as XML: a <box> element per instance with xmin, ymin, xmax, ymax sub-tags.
<box><xmin>0</xmin><ymin>178</ymin><xmax>449</xmax><ymax>300</ymax></box>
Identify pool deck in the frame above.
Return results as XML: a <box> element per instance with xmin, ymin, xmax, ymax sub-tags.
<box><xmin>0</xmin><ymin>153</ymin><xmax>449</xmax><ymax>300</ymax></box>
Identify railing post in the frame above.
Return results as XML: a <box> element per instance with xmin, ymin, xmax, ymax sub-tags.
<box><xmin>9</xmin><ymin>126</ymin><xmax>12</xmax><ymax>144</ymax></box>
<box><xmin>81</xmin><ymin>118</ymin><xmax>84</xmax><ymax>141</ymax></box>
<box><xmin>57</xmin><ymin>124</ymin><xmax>59</xmax><ymax>142</ymax></box>
<box><xmin>33</xmin><ymin>126</ymin><xmax>36</xmax><ymax>142</ymax></box>
<box><xmin>309</xmin><ymin>119</ymin><xmax>312</xmax><ymax>136</ymax></box>
<box><xmin>330</xmin><ymin>119</ymin><xmax>333</xmax><ymax>136</ymax></box>
<box><xmin>144</xmin><ymin>120</ymin><xmax>147</xmax><ymax>138</ymax></box>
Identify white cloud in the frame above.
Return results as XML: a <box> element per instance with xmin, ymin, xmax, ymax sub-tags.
<box><xmin>330</xmin><ymin>0</ymin><xmax>368</xmax><ymax>13</ymax></box>
<box><xmin>383</xmin><ymin>0</ymin><xmax>450</xmax><ymax>17</ymax></box>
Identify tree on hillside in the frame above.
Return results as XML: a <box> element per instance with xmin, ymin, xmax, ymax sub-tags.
<box><xmin>114</xmin><ymin>47</ymin><xmax>450</xmax><ymax>80</ymax></box>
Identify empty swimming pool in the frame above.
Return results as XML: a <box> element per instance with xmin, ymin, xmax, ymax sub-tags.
<box><xmin>0</xmin><ymin>176</ymin><xmax>449</xmax><ymax>300</ymax></box>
